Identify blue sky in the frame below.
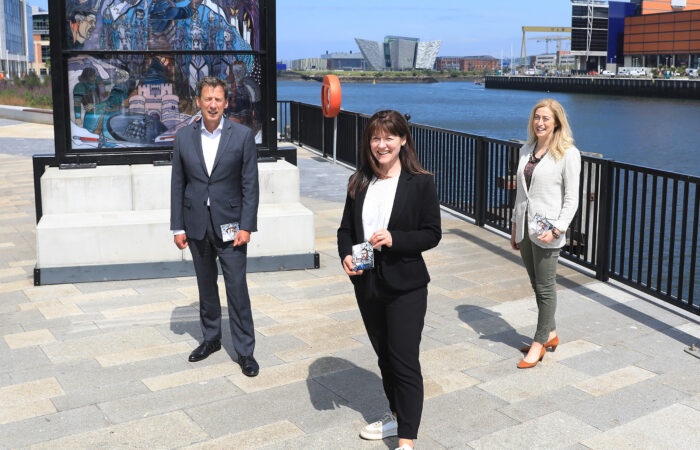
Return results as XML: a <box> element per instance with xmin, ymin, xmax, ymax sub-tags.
<box><xmin>31</xmin><ymin>0</ymin><xmax>574</xmax><ymax>59</ymax></box>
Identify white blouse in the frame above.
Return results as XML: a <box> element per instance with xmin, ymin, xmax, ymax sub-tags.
<box><xmin>362</xmin><ymin>176</ymin><xmax>400</xmax><ymax>247</ymax></box>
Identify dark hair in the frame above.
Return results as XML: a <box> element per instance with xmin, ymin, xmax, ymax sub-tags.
<box><xmin>196</xmin><ymin>76</ymin><xmax>229</xmax><ymax>99</ymax></box>
<box><xmin>347</xmin><ymin>110</ymin><xmax>429</xmax><ymax>198</ymax></box>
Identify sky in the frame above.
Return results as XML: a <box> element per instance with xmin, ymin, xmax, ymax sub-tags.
<box><xmin>30</xmin><ymin>0</ymin><xmax>574</xmax><ymax>59</ymax></box>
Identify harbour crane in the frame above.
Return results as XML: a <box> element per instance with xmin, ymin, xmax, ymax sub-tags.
<box><xmin>520</xmin><ymin>26</ymin><xmax>571</xmax><ymax>67</ymax></box>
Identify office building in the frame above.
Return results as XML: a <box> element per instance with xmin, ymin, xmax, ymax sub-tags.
<box><xmin>0</xmin><ymin>0</ymin><xmax>33</xmax><ymax>78</ymax></box>
<box><xmin>436</xmin><ymin>55</ymin><xmax>498</xmax><ymax>72</ymax></box>
<box><xmin>31</xmin><ymin>6</ymin><xmax>48</xmax><ymax>75</ymax></box>
<box><xmin>321</xmin><ymin>51</ymin><xmax>366</xmax><ymax>71</ymax></box>
<box><xmin>355</xmin><ymin>36</ymin><xmax>441</xmax><ymax>71</ymax></box>
<box><xmin>638</xmin><ymin>0</ymin><xmax>700</xmax><ymax>14</ymax></box>
<box><xmin>570</xmin><ymin>0</ymin><xmax>610</xmax><ymax>71</ymax></box>
<box><xmin>624</xmin><ymin>8</ymin><xmax>700</xmax><ymax>68</ymax></box>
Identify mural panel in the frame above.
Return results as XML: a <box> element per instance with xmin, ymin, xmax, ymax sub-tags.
<box><xmin>66</xmin><ymin>1</ymin><xmax>260</xmax><ymax>52</ymax></box>
<box><xmin>68</xmin><ymin>53</ymin><xmax>263</xmax><ymax>149</ymax></box>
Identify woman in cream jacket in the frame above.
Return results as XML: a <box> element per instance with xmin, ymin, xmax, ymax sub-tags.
<box><xmin>510</xmin><ymin>98</ymin><xmax>581</xmax><ymax>369</ymax></box>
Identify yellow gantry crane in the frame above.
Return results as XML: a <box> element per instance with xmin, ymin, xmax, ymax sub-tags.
<box><xmin>520</xmin><ymin>26</ymin><xmax>572</xmax><ymax>67</ymax></box>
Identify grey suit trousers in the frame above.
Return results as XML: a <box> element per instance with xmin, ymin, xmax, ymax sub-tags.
<box><xmin>188</xmin><ymin>208</ymin><xmax>255</xmax><ymax>357</ymax></box>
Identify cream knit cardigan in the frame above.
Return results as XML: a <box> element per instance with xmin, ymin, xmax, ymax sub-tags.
<box><xmin>511</xmin><ymin>142</ymin><xmax>581</xmax><ymax>249</ymax></box>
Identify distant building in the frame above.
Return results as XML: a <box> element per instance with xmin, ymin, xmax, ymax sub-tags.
<box><xmin>355</xmin><ymin>35</ymin><xmax>441</xmax><ymax>71</ymax></box>
<box><xmin>31</xmin><ymin>6</ymin><xmax>49</xmax><ymax>76</ymax></box>
<box><xmin>624</xmin><ymin>8</ymin><xmax>700</xmax><ymax>68</ymax></box>
<box><xmin>321</xmin><ymin>51</ymin><xmax>366</xmax><ymax>71</ymax></box>
<box><xmin>289</xmin><ymin>58</ymin><xmax>327</xmax><ymax>71</ymax></box>
<box><xmin>570</xmin><ymin>0</ymin><xmax>609</xmax><ymax>71</ymax></box>
<box><xmin>638</xmin><ymin>0</ymin><xmax>700</xmax><ymax>14</ymax></box>
<box><xmin>436</xmin><ymin>55</ymin><xmax>498</xmax><ymax>72</ymax></box>
<box><xmin>0</xmin><ymin>0</ymin><xmax>33</xmax><ymax>78</ymax></box>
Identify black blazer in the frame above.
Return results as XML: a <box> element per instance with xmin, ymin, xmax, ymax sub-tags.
<box><xmin>170</xmin><ymin>118</ymin><xmax>259</xmax><ymax>241</ymax></box>
<box><xmin>337</xmin><ymin>169</ymin><xmax>442</xmax><ymax>292</ymax></box>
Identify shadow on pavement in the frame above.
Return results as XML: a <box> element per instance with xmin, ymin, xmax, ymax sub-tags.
<box><xmin>306</xmin><ymin>356</ymin><xmax>395</xmax><ymax>449</ymax></box>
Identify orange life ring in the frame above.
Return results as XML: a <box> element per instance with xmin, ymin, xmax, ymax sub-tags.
<box><xmin>321</xmin><ymin>74</ymin><xmax>342</xmax><ymax>118</ymax></box>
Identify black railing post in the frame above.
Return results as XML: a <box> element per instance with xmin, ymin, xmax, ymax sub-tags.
<box><xmin>355</xmin><ymin>113</ymin><xmax>360</xmax><ymax>168</ymax></box>
<box><xmin>595</xmin><ymin>159</ymin><xmax>613</xmax><ymax>281</ymax></box>
<box><xmin>474</xmin><ymin>136</ymin><xmax>487</xmax><ymax>227</ymax></box>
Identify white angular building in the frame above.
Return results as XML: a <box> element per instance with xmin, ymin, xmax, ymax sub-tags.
<box><xmin>355</xmin><ymin>36</ymin><xmax>441</xmax><ymax>71</ymax></box>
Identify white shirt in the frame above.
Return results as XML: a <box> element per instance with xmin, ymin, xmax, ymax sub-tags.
<box><xmin>173</xmin><ymin>118</ymin><xmax>224</xmax><ymax>235</ymax></box>
<box><xmin>362</xmin><ymin>176</ymin><xmax>400</xmax><ymax>249</ymax></box>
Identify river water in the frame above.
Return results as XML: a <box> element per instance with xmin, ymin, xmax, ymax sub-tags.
<box><xmin>278</xmin><ymin>80</ymin><xmax>700</xmax><ymax>176</ymax></box>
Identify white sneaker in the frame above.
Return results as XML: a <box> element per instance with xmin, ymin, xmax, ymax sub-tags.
<box><xmin>395</xmin><ymin>445</ymin><xmax>413</xmax><ymax>450</ymax></box>
<box><xmin>359</xmin><ymin>411</ymin><xmax>398</xmax><ymax>440</ymax></box>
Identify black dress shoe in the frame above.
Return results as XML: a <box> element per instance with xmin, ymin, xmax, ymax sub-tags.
<box><xmin>238</xmin><ymin>354</ymin><xmax>259</xmax><ymax>377</ymax></box>
<box><xmin>188</xmin><ymin>340</ymin><xmax>221</xmax><ymax>362</ymax></box>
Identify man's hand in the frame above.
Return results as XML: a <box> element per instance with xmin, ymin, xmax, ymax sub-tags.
<box><xmin>233</xmin><ymin>230</ymin><xmax>251</xmax><ymax>247</ymax></box>
<box><xmin>174</xmin><ymin>233</ymin><xmax>188</xmax><ymax>249</ymax></box>
<box><xmin>342</xmin><ymin>255</ymin><xmax>363</xmax><ymax>276</ymax></box>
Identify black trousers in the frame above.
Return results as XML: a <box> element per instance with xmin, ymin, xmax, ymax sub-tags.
<box><xmin>354</xmin><ymin>272</ymin><xmax>427</xmax><ymax>440</ymax></box>
<box><xmin>187</xmin><ymin>207</ymin><xmax>255</xmax><ymax>357</ymax></box>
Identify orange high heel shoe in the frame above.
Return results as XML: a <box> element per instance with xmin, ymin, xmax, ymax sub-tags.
<box><xmin>520</xmin><ymin>336</ymin><xmax>559</xmax><ymax>353</ymax></box>
<box><xmin>517</xmin><ymin>346</ymin><xmax>546</xmax><ymax>369</ymax></box>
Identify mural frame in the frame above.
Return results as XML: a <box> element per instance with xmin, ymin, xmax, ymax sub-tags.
<box><xmin>49</xmin><ymin>0</ymin><xmax>277</xmax><ymax>165</ymax></box>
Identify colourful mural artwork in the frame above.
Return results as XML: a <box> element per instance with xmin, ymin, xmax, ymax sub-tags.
<box><xmin>64</xmin><ymin>1</ymin><xmax>263</xmax><ymax>149</ymax></box>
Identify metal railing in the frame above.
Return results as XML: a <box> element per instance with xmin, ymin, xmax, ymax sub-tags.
<box><xmin>277</xmin><ymin>101</ymin><xmax>699</xmax><ymax>313</ymax></box>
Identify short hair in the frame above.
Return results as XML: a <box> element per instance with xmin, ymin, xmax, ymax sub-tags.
<box><xmin>196</xmin><ymin>76</ymin><xmax>229</xmax><ymax>99</ymax></box>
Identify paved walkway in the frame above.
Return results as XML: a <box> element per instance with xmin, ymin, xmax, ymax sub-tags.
<box><xmin>0</xmin><ymin>120</ymin><xmax>698</xmax><ymax>449</ymax></box>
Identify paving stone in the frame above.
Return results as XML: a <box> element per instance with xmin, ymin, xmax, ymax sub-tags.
<box><xmin>477</xmin><ymin>361</ymin><xmax>589</xmax><ymax>403</ymax></box>
<box><xmin>573</xmin><ymin>366</ymin><xmax>657</xmax><ymax>397</ymax></box>
<box><xmin>31</xmin><ymin>411</ymin><xmax>209</xmax><ymax>449</ymax></box>
<box><xmin>420</xmin><ymin>342</ymin><xmax>503</xmax><ymax>376</ymax></box>
<box><xmin>558</xmin><ymin>343</ymin><xmax>647</xmax><ymax>377</ymax></box>
<box><xmin>98</xmin><ymin>377</ymin><xmax>242</xmax><ymax>424</ymax></box>
<box><xmin>0</xmin><ymin>377</ymin><xmax>64</xmax><ymax>424</ymax></box>
<box><xmin>423</xmin><ymin>407</ymin><xmax>517</xmax><ymax>448</ymax></box>
<box><xmin>255</xmin><ymin>420</ymin><xmax>396</xmax><ymax>450</ymax></box>
<box><xmin>1</xmin><ymin>346</ymin><xmax>51</xmax><ymax>373</ymax></box>
<box><xmin>653</xmin><ymin>364</ymin><xmax>700</xmax><ymax>396</ymax></box>
<box><xmin>498</xmin><ymin>385</ymin><xmax>595</xmax><ymax>423</ymax></box>
<box><xmin>561</xmin><ymin>379</ymin><xmax>687</xmax><ymax>431</ymax></box>
<box><xmin>580</xmin><ymin>403</ymin><xmax>700</xmax><ymax>449</ymax></box>
<box><xmin>468</xmin><ymin>411</ymin><xmax>600</xmax><ymax>449</ymax></box>
<box><xmin>3</xmin><ymin>328</ymin><xmax>56</xmax><ymax>349</ymax></box>
<box><xmin>40</xmin><ymin>327</ymin><xmax>172</xmax><ymax>364</ymax></box>
<box><xmin>228</xmin><ymin>355</ymin><xmax>354</xmax><ymax>394</ymax></box>
<box><xmin>0</xmin><ymin>405</ymin><xmax>108</xmax><ymax>448</ymax></box>
<box><xmin>186</xmin><ymin>380</ymin><xmax>360</xmax><ymax>437</ymax></box>
<box><xmin>183</xmin><ymin>420</ymin><xmax>306</xmax><ymax>449</ymax></box>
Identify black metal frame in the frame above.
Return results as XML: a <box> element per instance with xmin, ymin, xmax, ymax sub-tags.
<box><xmin>48</xmin><ymin>1</ymin><xmax>278</xmax><ymax>165</ymax></box>
<box><xmin>281</xmin><ymin>101</ymin><xmax>699</xmax><ymax>314</ymax></box>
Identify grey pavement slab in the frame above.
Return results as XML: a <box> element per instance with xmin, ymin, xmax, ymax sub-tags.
<box><xmin>0</xmin><ymin>405</ymin><xmax>108</xmax><ymax>449</ymax></box>
<box><xmin>561</xmin><ymin>378</ymin><xmax>687</xmax><ymax>431</ymax></box>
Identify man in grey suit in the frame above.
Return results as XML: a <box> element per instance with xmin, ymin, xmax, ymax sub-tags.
<box><xmin>170</xmin><ymin>76</ymin><xmax>260</xmax><ymax>377</ymax></box>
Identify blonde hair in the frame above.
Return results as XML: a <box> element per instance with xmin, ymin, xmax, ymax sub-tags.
<box><xmin>526</xmin><ymin>98</ymin><xmax>574</xmax><ymax>160</ymax></box>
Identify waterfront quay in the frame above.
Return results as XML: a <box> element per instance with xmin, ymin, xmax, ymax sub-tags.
<box><xmin>485</xmin><ymin>75</ymin><xmax>700</xmax><ymax>99</ymax></box>
<box><xmin>0</xmin><ymin>119</ymin><xmax>698</xmax><ymax>448</ymax></box>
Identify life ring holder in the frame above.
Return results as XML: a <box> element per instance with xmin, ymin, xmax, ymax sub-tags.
<box><xmin>321</xmin><ymin>75</ymin><xmax>341</xmax><ymax>118</ymax></box>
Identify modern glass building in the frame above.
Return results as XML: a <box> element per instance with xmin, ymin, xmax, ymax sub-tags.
<box><xmin>0</xmin><ymin>0</ymin><xmax>33</xmax><ymax>78</ymax></box>
<box><xmin>571</xmin><ymin>0</ymin><xmax>610</xmax><ymax>71</ymax></box>
<box><xmin>31</xmin><ymin>6</ymin><xmax>49</xmax><ymax>75</ymax></box>
<box><xmin>355</xmin><ymin>36</ymin><xmax>441</xmax><ymax>71</ymax></box>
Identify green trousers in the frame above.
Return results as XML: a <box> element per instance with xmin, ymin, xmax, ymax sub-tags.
<box><xmin>519</xmin><ymin>233</ymin><xmax>559</xmax><ymax>344</ymax></box>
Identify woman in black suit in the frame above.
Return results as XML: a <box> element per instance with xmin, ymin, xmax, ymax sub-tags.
<box><xmin>337</xmin><ymin>110</ymin><xmax>441</xmax><ymax>450</ymax></box>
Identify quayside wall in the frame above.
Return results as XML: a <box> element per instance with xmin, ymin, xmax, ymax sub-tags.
<box><xmin>485</xmin><ymin>76</ymin><xmax>700</xmax><ymax>99</ymax></box>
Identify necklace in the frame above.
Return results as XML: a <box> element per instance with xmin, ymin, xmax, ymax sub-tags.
<box><xmin>529</xmin><ymin>148</ymin><xmax>548</xmax><ymax>163</ymax></box>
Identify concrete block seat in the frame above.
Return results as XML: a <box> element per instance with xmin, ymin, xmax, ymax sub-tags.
<box><xmin>35</xmin><ymin>160</ymin><xmax>317</xmax><ymax>284</ymax></box>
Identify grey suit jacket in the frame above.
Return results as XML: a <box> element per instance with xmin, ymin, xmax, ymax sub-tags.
<box><xmin>170</xmin><ymin>118</ymin><xmax>259</xmax><ymax>241</ymax></box>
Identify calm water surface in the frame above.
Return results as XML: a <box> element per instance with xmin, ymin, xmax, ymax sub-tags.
<box><xmin>278</xmin><ymin>80</ymin><xmax>700</xmax><ymax>176</ymax></box>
